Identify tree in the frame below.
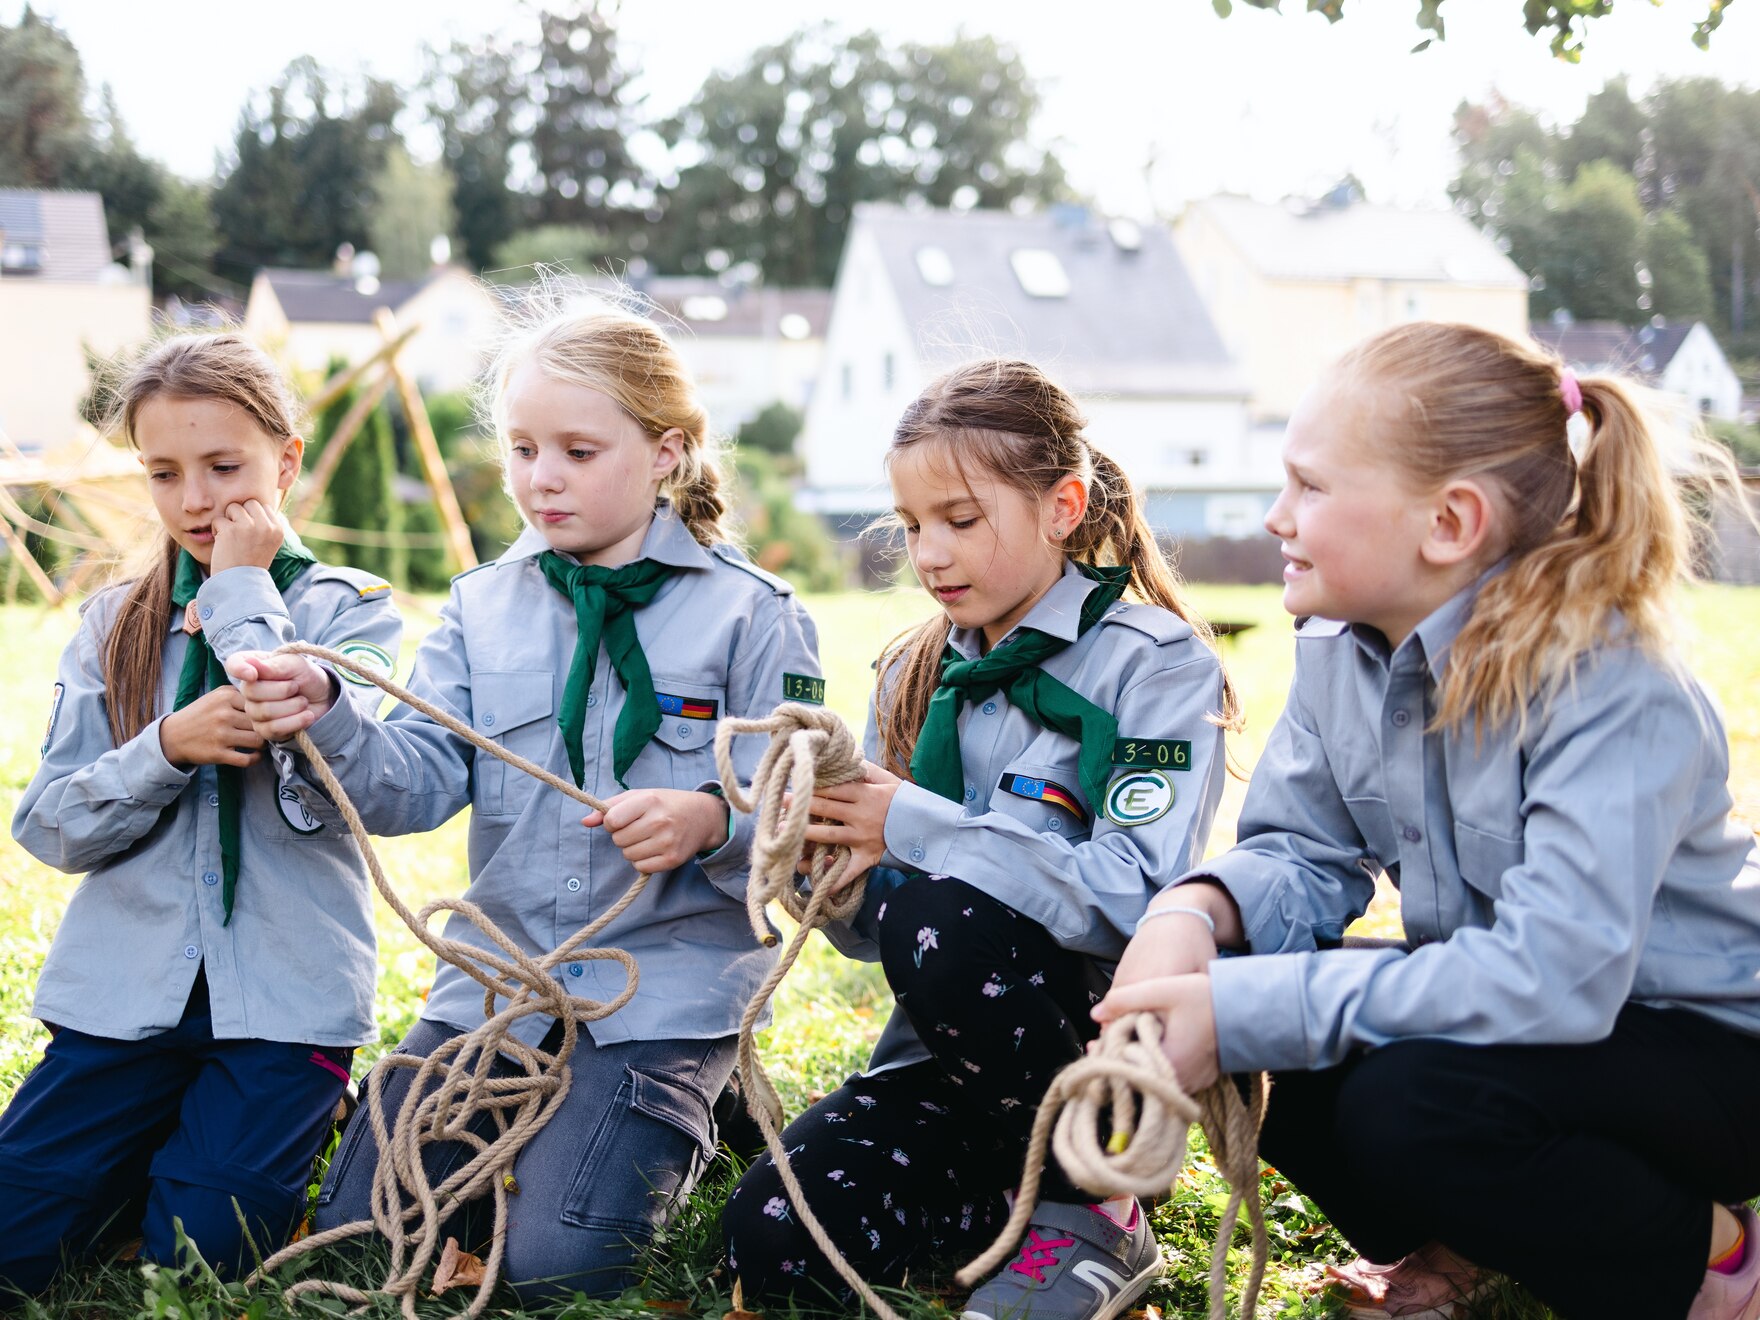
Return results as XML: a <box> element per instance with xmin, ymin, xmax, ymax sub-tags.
<box><xmin>1209</xmin><ymin>1</ymin><xmax>1734</xmax><ymax>58</ymax></box>
<box><xmin>369</xmin><ymin>145</ymin><xmax>458</xmax><ymax>279</ymax></box>
<box><xmin>0</xmin><ymin>6</ymin><xmax>88</xmax><ymax>187</ymax></box>
<box><xmin>735</xmin><ymin>401</ymin><xmax>804</xmax><ymax>457</ymax></box>
<box><xmin>528</xmin><ymin>3</ymin><xmax>650</xmax><ymax>228</ymax></box>
<box><xmin>211</xmin><ymin>59</ymin><xmax>403</xmax><ymax>284</ymax></box>
<box><xmin>424</xmin><ymin>37</ymin><xmax>529</xmax><ymax>270</ymax></box>
<box><xmin>653</xmin><ymin>26</ymin><xmax>1066</xmax><ymax>286</ymax></box>
<box><xmin>306</xmin><ymin>358</ymin><xmax>405</xmax><ymax>586</ymax></box>
<box><xmin>490</xmin><ymin>223</ymin><xmax>613</xmax><ymax>276</ymax></box>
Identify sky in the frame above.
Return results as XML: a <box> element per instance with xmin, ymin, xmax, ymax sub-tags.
<box><xmin>11</xmin><ymin>0</ymin><xmax>1760</xmax><ymax>218</ymax></box>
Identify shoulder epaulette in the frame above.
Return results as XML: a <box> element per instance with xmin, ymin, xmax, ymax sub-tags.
<box><xmin>1098</xmin><ymin>602</ymin><xmax>1194</xmax><ymax>646</ymax></box>
<box><xmin>710</xmin><ymin>542</ymin><xmax>796</xmax><ymax>595</ymax></box>
<box><xmin>309</xmin><ymin>562</ymin><xmax>394</xmax><ymax>599</ymax></box>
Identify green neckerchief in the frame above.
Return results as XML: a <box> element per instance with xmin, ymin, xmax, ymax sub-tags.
<box><xmin>171</xmin><ymin>540</ymin><xmax>317</xmax><ymax>925</ymax></box>
<box><xmin>909</xmin><ymin>564</ymin><xmax>1131</xmax><ymax>813</ymax></box>
<box><xmin>536</xmin><ymin>551</ymin><xmax>677</xmax><ymax>789</ymax></box>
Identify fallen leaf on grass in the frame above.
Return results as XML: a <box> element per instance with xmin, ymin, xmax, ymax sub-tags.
<box><xmin>643</xmin><ymin>1303</ymin><xmax>692</xmax><ymax>1313</ymax></box>
<box><xmin>723</xmin><ymin>1277</ymin><xmax>762</xmax><ymax>1317</ymax></box>
<box><xmin>1126</xmin><ymin>1307</ymin><xmax>1163</xmax><ymax>1319</ymax></box>
<box><xmin>430</xmin><ymin>1237</ymin><xmax>486</xmax><ymax>1295</ymax></box>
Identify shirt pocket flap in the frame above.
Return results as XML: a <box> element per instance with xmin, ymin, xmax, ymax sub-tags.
<box><xmin>1453</xmin><ymin>819</ymin><xmax>1524</xmax><ymax>898</ymax></box>
<box><xmin>649</xmin><ymin>678</ymin><xmax>725</xmax><ymax>754</ymax></box>
<box><xmin>989</xmin><ymin>761</ymin><xmax>1090</xmax><ymax>839</ymax></box>
<box><xmin>473</xmin><ymin>670</ymin><xmax>554</xmax><ymax>735</ymax></box>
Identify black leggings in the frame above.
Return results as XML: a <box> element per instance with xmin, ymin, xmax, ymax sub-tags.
<box><xmin>1258</xmin><ymin>1000</ymin><xmax>1760</xmax><ymax>1320</ymax></box>
<box><xmin>723</xmin><ymin>873</ymin><xmax>1111</xmax><ymax>1305</ymax></box>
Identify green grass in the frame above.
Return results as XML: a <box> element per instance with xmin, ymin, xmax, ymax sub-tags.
<box><xmin>1</xmin><ymin>585</ymin><xmax>1757</xmax><ymax>1317</ymax></box>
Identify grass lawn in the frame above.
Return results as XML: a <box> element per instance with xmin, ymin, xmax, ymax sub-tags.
<box><xmin>0</xmin><ymin>584</ymin><xmax>1756</xmax><ymax>1317</ymax></box>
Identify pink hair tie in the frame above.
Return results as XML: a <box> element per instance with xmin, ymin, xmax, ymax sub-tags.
<box><xmin>1559</xmin><ymin>368</ymin><xmax>1583</xmax><ymax>415</ymax></box>
<box><xmin>1559</xmin><ymin>369</ymin><xmax>1591</xmax><ymax>462</ymax></box>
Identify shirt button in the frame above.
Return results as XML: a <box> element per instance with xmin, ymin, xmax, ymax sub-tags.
<box><xmin>585</xmin><ymin>693</ymin><xmax>597</xmax><ymax>707</ymax></box>
<box><xmin>202</xmin><ymin>870</ymin><xmax>218</xmax><ymax>885</ymax></box>
<box><xmin>482</xmin><ymin>713</ymin><xmax>496</xmax><ymax>728</ymax></box>
<box><xmin>207</xmin><ymin>794</ymin><xmax>220</xmax><ymax>807</ymax></box>
<box><xmin>909</xmin><ymin>846</ymin><xmax>925</xmax><ymax>863</ymax></box>
<box><xmin>963</xmin><ymin>785</ymin><xmax>976</xmax><ymax>802</ymax></box>
<box><xmin>677</xmin><ymin>723</ymin><xmax>692</xmax><ymax>738</ymax></box>
<box><xmin>183</xmin><ymin>945</ymin><xmax>199</xmax><ymax>959</ymax></box>
<box><xmin>1402</xmin><ymin>825</ymin><xmax>1422</xmax><ymax>843</ymax></box>
<box><xmin>568</xmin><ymin>963</ymin><xmax>583</xmax><ymax>977</ymax></box>
<box><xmin>981</xmin><ymin>701</ymin><xmax>998</xmax><ymax>715</ymax></box>
<box><xmin>199</xmin><ymin>604</ymin><xmax>213</xmax><ymax>620</ymax></box>
<box><xmin>566</xmin><ymin>877</ymin><xmax>582</xmax><ymax>892</ymax></box>
<box><xmin>1391</xmin><ymin>709</ymin><xmax>1411</xmax><ymax>727</ymax></box>
<box><xmin>1048</xmin><ymin>816</ymin><xmax>1063</xmax><ymax>832</ymax></box>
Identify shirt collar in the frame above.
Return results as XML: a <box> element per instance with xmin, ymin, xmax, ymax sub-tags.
<box><xmin>1348</xmin><ymin>559</ymin><xmax>1506</xmax><ymax>676</ymax></box>
<box><xmin>946</xmin><ymin>560</ymin><xmax>1099</xmax><ymax>660</ymax></box>
<box><xmin>503</xmin><ymin>500</ymin><xmax>714</xmax><ymax>572</ymax></box>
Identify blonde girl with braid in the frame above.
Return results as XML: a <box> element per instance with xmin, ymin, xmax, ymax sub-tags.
<box><xmin>2</xmin><ymin>333</ymin><xmax>401</xmax><ymax>1294</ymax></box>
<box><xmin>722</xmin><ymin>357</ymin><xmax>1239</xmax><ymax>1320</ymax></box>
<box><xmin>231</xmin><ymin>302</ymin><xmax>823</xmax><ymax>1301</ymax></box>
<box><xmin>1101</xmin><ymin>321</ymin><xmax>1760</xmax><ymax>1320</ymax></box>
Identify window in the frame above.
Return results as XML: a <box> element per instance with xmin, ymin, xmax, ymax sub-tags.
<box><xmin>915</xmin><ymin>246</ymin><xmax>954</xmax><ymax>286</ymax></box>
<box><xmin>883</xmin><ymin>352</ymin><xmax>895</xmax><ymax>391</ymax></box>
<box><xmin>1010</xmin><ymin>249</ymin><xmax>1070</xmax><ymax>298</ymax></box>
<box><xmin>681</xmin><ymin>295</ymin><xmax>728</xmax><ymax>322</ymax></box>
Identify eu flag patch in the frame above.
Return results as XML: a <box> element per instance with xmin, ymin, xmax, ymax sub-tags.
<box><xmin>998</xmin><ymin>772</ymin><xmax>1086</xmax><ymax>819</ymax></box>
<box><xmin>657</xmin><ymin>692</ymin><xmax>718</xmax><ymax>720</ymax></box>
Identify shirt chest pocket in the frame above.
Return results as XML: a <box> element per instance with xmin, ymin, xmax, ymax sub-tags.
<box><xmin>987</xmin><ymin>762</ymin><xmax>1091</xmax><ymax>843</ymax></box>
<box><xmin>473</xmin><ymin>670</ymin><xmax>556</xmax><ymax>816</ymax></box>
<box><xmin>1453</xmin><ymin>820</ymin><xmax>1524</xmax><ymax>900</ymax></box>
<box><xmin>639</xmin><ymin>677</ymin><xmax>726</xmax><ymax>790</ymax></box>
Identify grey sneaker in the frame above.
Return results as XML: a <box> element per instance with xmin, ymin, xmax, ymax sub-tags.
<box><xmin>960</xmin><ymin>1200</ymin><xmax>1163</xmax><ymax>1320</ymax></box>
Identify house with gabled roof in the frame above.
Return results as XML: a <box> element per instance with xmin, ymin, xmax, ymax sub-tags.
<box><xmin>1531</xmin><ymin>317</ymin><xmax>1743</xmax><ymax>421</ymax></box>
<box><xmin>243</xmin><ymin>260</ymin><xmax>501</xmax><ymax>392</ymax></box>
<box><xmin>1176</xmin><ymin>191</ymin><xmax>1530</xmax><ymax>424</ymax></box>
<box><xmin>0</xmin><ymin>188</ymin><xmax>152</xmax><ymax>450</ymax></box>
<box><xmin>800</xmin><ymin>203</ymin><xmax>1260</xmax><ymax>539</ymax></box>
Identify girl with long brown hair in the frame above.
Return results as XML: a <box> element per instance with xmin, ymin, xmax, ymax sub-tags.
<box><xmin>1</xmin><ymin>333</ymin><xmax>401</xmax><ymax>1293</ymax></box>
<box><xmin>721</xmin><ymin>357</ymin><xmax>1239</xmax><ymax>1318</ymax></box>
<box><xmin>1101</xmin><ymin>321</ymin><xmax>1760</xmax><ymax>1320</ymax></box>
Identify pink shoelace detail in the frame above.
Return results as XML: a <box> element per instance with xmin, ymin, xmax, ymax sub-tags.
<box><xmin>1009</xmin><ymin>1229</ymin><xmax>1078</xmax><ymax>1283</ymax></box>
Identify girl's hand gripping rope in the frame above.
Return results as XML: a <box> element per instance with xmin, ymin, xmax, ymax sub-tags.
<box><xmin>582</xmin><ymin>789</ymin><xmax>729</xmax><ymax>873</ymax></box>
<box><xmin>227</xmin><ymin>650</ymin><xmax>336</xmax><ymax>738</ymax></box>
<box><xmin>1093</xmin><ymin>972</ymin><xmax>1222</xmax><ymax>1093</ymax></box>
<box><xmin>794</xmin><ymin>759</ymin><xmax>900</xmax><ymax>893</ymax></box>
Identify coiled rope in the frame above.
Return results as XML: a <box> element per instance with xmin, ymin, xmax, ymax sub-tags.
<box><xmin>713</xmin><ymin>705</ymin><xmax>1272</xmax><ymax>1319</ymax></box>
<box><xmin>247</xmin><ymin>642</ymin><xmax>647</xmax><ymax>1320</ymax></box>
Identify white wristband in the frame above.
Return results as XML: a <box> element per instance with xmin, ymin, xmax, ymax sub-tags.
<box><xmin>1135</xmin><ymin>903</ymin><xmax>1216</xmax><ymax>937</ymax></box>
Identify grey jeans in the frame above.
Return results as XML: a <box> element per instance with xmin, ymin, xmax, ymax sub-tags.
<box><xmin>314</xmin><ymin>1018</ymin><xmax>736</xmax><ymax>1300</ymax></box>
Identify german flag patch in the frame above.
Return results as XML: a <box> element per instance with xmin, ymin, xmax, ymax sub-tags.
<box><xmin>657</xmin><ymin>692</ymin><xmax>718</xmax><ymax>720</ymax></box>
<box><xmin>998</xmin><ymin>772</ymin><xmax>1086</xmax><ymax>820</ymax></box>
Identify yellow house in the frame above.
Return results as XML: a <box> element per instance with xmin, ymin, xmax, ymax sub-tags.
<box><xmin>1175</xmin><ymin>193</ymin><xmax>1530</xmax><ymax>422</ymax></box>
<box><xmin>0</xmin><ymin>189</ymin><xmax>152</xmax><ymax>451</ymax></box>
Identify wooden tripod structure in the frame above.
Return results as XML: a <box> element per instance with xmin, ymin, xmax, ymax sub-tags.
<box><xmin>0</xmin><ymin>310</ymin><xmax>477</xmax><ymax>606</ymax></box>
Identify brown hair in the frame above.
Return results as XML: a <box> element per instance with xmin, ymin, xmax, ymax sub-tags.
<box><xmin>874</xmin><ymin>357</ymin><xmax>1242</xmax><ymax>778</ymax></box>
<box><xmin>485</xmin><ymin>299</ymin><xmax>732</xmax><ymax>546</ymax></box>
<box><xmin>1331</xmin><ymin>320</ymin><xmax>1743</xmax><ymax>734</ymax></box>
<box><xmin>101</xmin><ymin>333</ymin><xmax>303</xmax><ymax>745</ymax></box>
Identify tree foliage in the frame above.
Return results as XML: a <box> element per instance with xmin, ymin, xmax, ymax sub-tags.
<box><xmin>1210</xmin><ymin>0</ymin><xmax>1734</xmax><ymax>59</ymax></box>
<box><xmin>1453</xmin><ymin>78</ymin><xmax>1757</xmax><ymax>338</ymax></box>
<box><xmin>650</xmin><ymin>26</ymin><xmax>1066</xmax><ymax>286</ymax></box>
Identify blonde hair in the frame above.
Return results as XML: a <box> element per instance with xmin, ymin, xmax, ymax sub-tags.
<box><xmin>874</xmin><ymin>357</ymin><xmax>1242</xmax><ymax>778</ymax></box>
<box><xmin>101</xmin><ymin>333</ymin><xmax>304</xmax><ymax>746</ymax></box>
<box><xmin>485</xmin><ymin>297</ymin><xmax>732</xmax><ymax>547</ymax></box>
<box><xmin>1333</xmin><ymin>320</ymin><xmax>1743</xmax><ymax>735</ymax></box>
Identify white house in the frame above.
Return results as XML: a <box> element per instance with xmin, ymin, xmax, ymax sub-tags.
<box><xmin>800</xmin><ymin>203</ymin><xmax>1254</xmax><ymax>538</ymax></box>
<box><xmin>1176</xmin><ymin>191</ymin><xmax>1532</xmax><ymax>425</ymax></box>
<box><xmin>1530</xmin><ymin>318</ymin><xmax>1744</xmax><ymax>421</ymax></box>
<box><xmin>243</xmin><ymin>262</ymin><xmax>502</xmax><ymax>393</ymax></box>
<box><xmin>640</xmin><ymin>276</ymin><xmax>831</xmax><ymax>434</ymax></box>
<box><xmin>0</xmin><ymin>189</ymin><xmax>152</xmax><ymax>451</ymax></box>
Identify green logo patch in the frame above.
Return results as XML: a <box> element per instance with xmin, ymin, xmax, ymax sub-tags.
<box><xmin>1102</xmin><ymin>770</ymin><xmax>1176</xmax><ymax>827</ymax></box>
<box><xmin>335</xmin><ymin>639</ymin><xmax>395</xmax><ymax>687</ymax></box>
<box><xmin>782</xmin><ymin>672</ymin><xmax>825</xmax><ymax>705</ymax></box>
<box><xmin>1111</xmin><ymin>738</ymin><xmax>1191</xmax><ymax>771</ymax></box>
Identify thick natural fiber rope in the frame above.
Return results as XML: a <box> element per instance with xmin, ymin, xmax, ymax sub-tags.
<box><xmin>955</xmin><ymin>1011</ymin><xmax>1272</xmax><ymax>1320</ymax></box>
<box><xmin>711</xmin><ymin>704</ymin><xmax>913</xmax><ymax>1320</ymax></box>
<box><xmin>246</xmin><ymin>642</ymin><xmax>651</xmax><ymax>1320</ymax></box>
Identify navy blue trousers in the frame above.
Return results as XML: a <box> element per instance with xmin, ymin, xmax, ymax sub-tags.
<box><xmin>0</xmin><ymin>971</ymin><xmax>351</xmax><ymax>1297</ymax></box>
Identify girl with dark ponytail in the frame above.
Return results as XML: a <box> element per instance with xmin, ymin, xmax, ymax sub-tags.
<box><xmin>723</xmin><ymin>357</ymin><xmax>1240</xmax><ymax>1319</ymax></box>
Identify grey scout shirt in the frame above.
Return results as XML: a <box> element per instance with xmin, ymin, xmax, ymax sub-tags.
<box><xmin>1193</xmin><ymin>574</ymin><xmax>1760</xmax><ymax>1075</ymax></box>
<box><xmin>293</xmin><ymin>506</ymin><xmax>824</xmax><ymax>1049</ymax></box>
<box><xmin>14</xmin><ymin>557</ymin><xmax>400</xmax><ymax>1048</ymax></box>
<box><xmin>824</xmin><ymin>561</ymin><xmax>1230</xmax><ymax>1073</ymax></box>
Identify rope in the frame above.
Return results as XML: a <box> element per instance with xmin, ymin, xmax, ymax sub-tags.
<box><xmin>954</xmin><ymin>1012</ymin><xmax>1272</xmax><ymax>1320</ymax></box>
<box><xmin>247</xmin><ymin>642</ymin><xmax>650</xmax><ymax>1320</ymax></box>
<box><xmin>711</xmin><ymin>704</ymin><xmax>911</xmax><ymax>1320</ymax></box>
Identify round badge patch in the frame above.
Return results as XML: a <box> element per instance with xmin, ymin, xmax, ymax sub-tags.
<box><xmin>277</xmin><ymin>784</ymin><xmax>324</xmax><ymax>835</ymax></box>
<box><xmin>1102</xmin><ymin>770</ymin><xmax>1176</xmax><ymax>827</ymax></box>
<box><xmin>335</xmin><ymin>639</ymin><xmax>395</xmax><ymax>687</ymax></box>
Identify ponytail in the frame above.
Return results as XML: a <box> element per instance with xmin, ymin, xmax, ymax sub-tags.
<box><xmin>103</xmin><ymin>535</ymin><xmax>179</xmax><ymax>746</ymax></box>
<box><xmin>874</xmin><ymin>357</ymin><xmax>1242</xmax><ymax>779</ymax></box>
